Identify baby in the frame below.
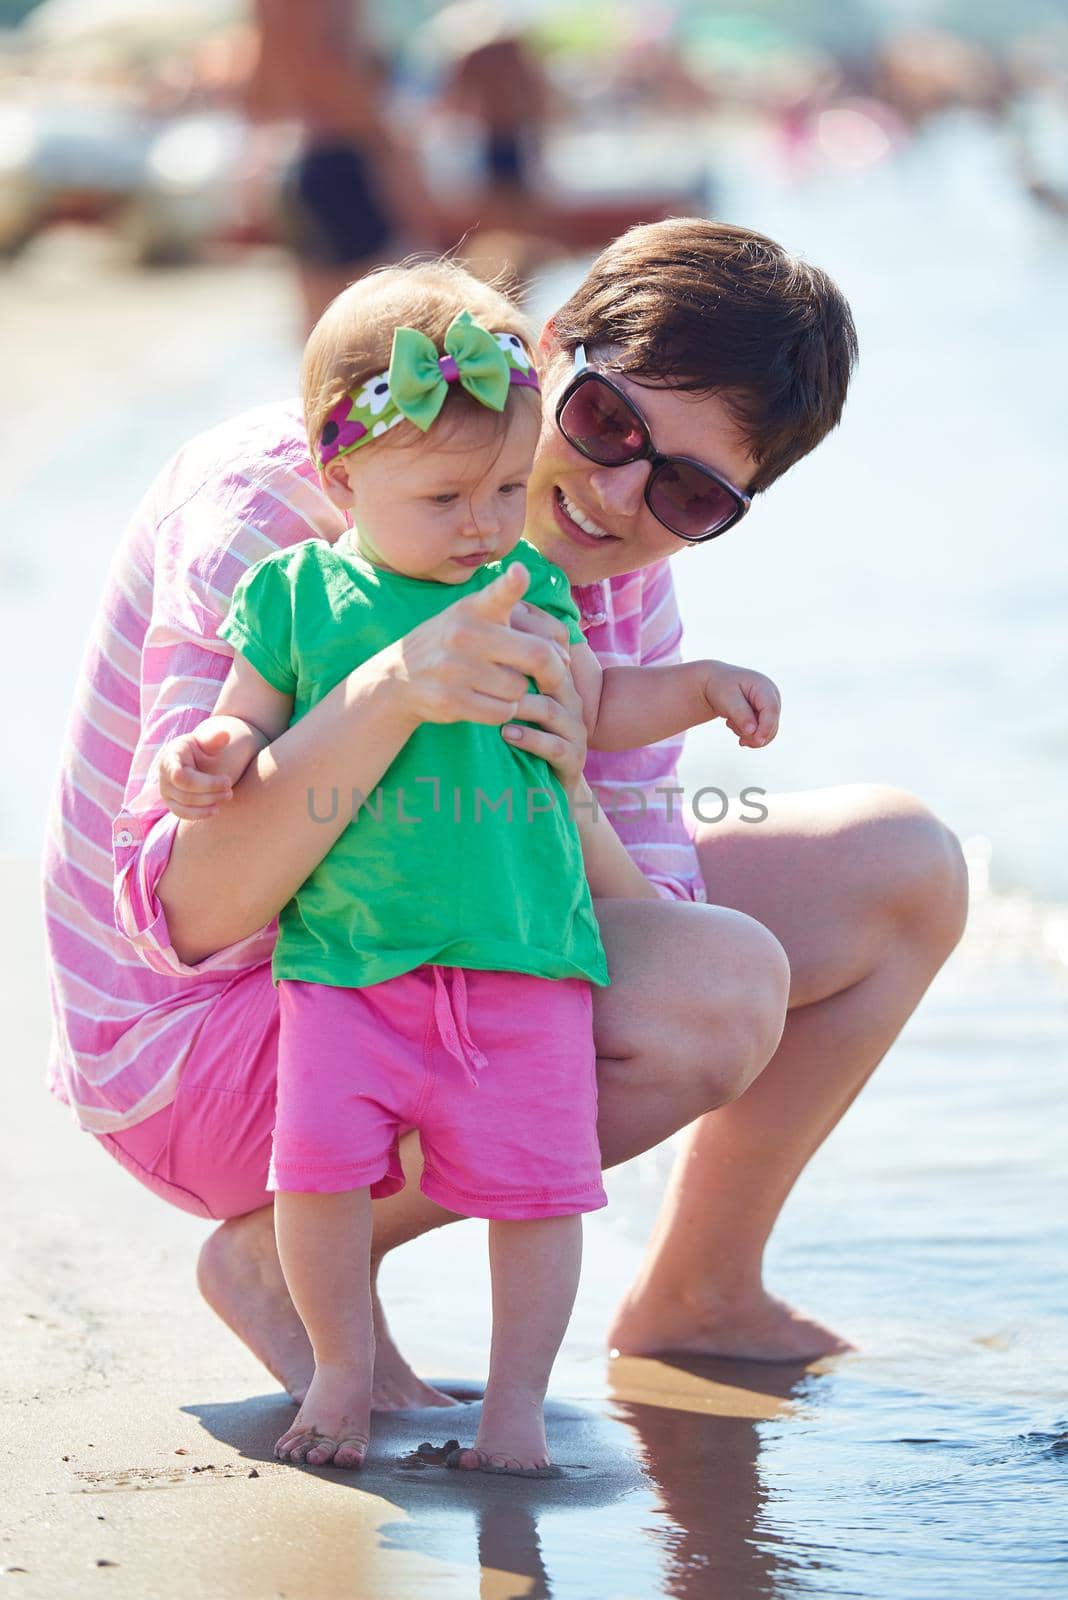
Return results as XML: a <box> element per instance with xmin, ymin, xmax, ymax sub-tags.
<box><xmin>161</xmin><ymin>261</ymin><xmax>779</xmax><ymax>1476</ymax></box>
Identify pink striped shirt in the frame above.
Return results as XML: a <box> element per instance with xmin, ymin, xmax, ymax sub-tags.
<box><xmin>43</xmin><ymin>401</ymin><xmax>705</xmax><ymax>1134</ymax></box>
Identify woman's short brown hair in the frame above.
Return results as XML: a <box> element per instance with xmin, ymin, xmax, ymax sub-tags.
<box><xmin>302</xmin><ymin>259</ymin><xmax>539</xmax><ymax>460</ymax></box>
<box><xmin>551</xmin><ymin>217</ymin><xmax>858</xmax><ymax>493</ymax></box>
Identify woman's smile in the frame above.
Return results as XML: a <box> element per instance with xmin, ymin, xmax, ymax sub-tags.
<box><xmin>554</xmin><ymin>487</ymin><xmax>621</xmax><ymax>547</ymax></box>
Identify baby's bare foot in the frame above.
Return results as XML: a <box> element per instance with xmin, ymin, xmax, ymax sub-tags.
<box><xmin>447</xmin><ymin>1384</ymin><xmax>560</xmax><ymax>1477</ymax></box>
<box><xmin>370</xmin><ymin>1280</ymin><xmax>460</xmax><ymax>1411</ymax></box>
<box><xmin>446</xmin><ymin>1447</ymin><xmax>563</xmax><ymax>1480</ymax></box>
<box><xmin>274</xmin><ymin>1363</ymin><xmax>371</xmax><ymax>1468</ymax></box>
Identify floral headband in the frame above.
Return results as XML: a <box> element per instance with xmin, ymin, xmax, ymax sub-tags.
<box><xmin>317</xmin><ymin>309</ymin><xmax>540</xmax><ymax>467</ymax></box>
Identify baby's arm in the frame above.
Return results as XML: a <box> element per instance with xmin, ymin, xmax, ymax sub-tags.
<box><xmin>159</xmin><ymin>653</ymin><xmax>294</xmax><ymax>821</ymax></box>
<box><xmin>570</xmin><ymin>640</ymin><xmax>781</xmax><ymax>754</ymax></box>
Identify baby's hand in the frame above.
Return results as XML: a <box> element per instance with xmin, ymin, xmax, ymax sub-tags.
<box><xmin>158</xmin><ymin>724</ymin><xmax>240</xmax><ymax>820</ymax></box>
<box><xmin>702</xmin><ymin>662</ymin><xmax>781</xmax><ymax>749</ymax></box>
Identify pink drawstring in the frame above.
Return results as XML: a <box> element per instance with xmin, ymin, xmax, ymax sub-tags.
<box><xmin>431</xmin><ymin>967</ymin><xmax>488</xmax><ymax>1089</ymax></box>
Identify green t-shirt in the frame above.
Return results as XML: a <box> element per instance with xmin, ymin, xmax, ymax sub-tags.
<box><xmin>218</xmin><ymin>535</ymin><xmax>609</xmax><ymax>991</ymax></box>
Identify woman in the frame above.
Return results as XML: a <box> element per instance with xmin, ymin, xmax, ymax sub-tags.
<box><xmin>43</xmin><ymin>218</ymin><xmax>968</xmax><ymax>1411</ymax></box>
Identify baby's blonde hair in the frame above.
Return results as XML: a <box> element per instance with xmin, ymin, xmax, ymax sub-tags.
<box><xmin>302</xmin><ymin>259</ymin><xmax>540</xmax><ymax>461</ymax></box>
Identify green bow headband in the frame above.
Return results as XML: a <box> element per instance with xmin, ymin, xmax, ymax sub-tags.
<box><xmin>318</xmin><ymin>310</ymin><xmax>539</xmax><ymax>467</ymax></box>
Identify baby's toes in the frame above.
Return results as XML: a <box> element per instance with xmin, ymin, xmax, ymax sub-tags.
<box><xmin>275</xmin><ymin>1427</ymin><xmax>315</xmax><ymax>1463</ymax></box>
<box><xmin>303</xmin><ymin>1438</ymin><xmax>338</xmax><ymax>1466</ymax></box>
<box><xmin>301</xmin><ymin>1434</ymin><xmax>367</xmax><ymax>1467</ymax></box>
<box><xmin>275</xmin><ymin>1430</ymin><xmax>368</xmax><ymax>1467</ymax></box>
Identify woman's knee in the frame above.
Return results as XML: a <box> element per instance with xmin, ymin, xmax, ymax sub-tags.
<box><xmin>678</xmin><ymin>907</ymin><xmax>791</xmax><ymax>1108</ymax></box>
<box><xmin>851</xmin><ymin>784</ymin><xmax>970</xmax><ymax>959</ymax></box>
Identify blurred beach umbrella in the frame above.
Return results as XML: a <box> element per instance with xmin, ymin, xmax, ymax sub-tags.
<box><xmin>422</xmin><ymin>0</ymin><xmax>630</xmax><ymax>58</ymax></box>
<box><xmin>526</xmin><ymin>1</ymin><xmax>633</xmax><ymax>55</ymax></box>
<box><xmin>22</xmin><ymin>0</ymin><xmax>241</xmax><ymax>52</ymax></box>
<box><xmin>680</xmin><ymin>10</ymin><xmax>799</xmax><ymax>62</ymax></box>
<box><xmin>423</xmin><ymin>0</ymin><xmax>538</xmax><ymax>53</ymax></box>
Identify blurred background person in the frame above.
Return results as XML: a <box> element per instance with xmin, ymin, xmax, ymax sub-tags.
<box><xmin>436</xmin><ymin>4</ymin><xmax>551</xmax><ymax>231</ymax></box>
<box><xmin>427</xmin><ymin>0</ymin><xmax>562</xmax><ymax>286</ymax></box>
<box><xmin>243</xmin><ymin>0</ymin><xmax>434</xmax><ymax>331</ymax></box>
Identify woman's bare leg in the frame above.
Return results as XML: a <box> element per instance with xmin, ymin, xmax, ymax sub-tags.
<box><xmin>197</xmin><ymin>899</ymin><xmax>790</xmax><ymax>1403</ymax></box>
<box><xmin>451</xmin><ymin>1216</ymin><xmax>582</xmax><ymax>1476</ymax></box>
<box><xmin>607</xmin><ymin>784</ymin><xmax>970</xmax><ymax>1362</ymax></box>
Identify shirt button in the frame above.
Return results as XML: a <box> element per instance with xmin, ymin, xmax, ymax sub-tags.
<box><xmin>115</xmin><ymin>829</ymin><xmax>134</xmax><ymax>847</ymax></box>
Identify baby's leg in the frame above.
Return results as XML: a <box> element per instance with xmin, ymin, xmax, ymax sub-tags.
<box><xmin>452</xmin><ymin>1214</ymin><xmax>582</xmax><ymax>1477</ymax></box>
<box><xmin>273</xmin><ymin>1188</ymin><xmax>374</xmax><ymax>1468</ymax></box>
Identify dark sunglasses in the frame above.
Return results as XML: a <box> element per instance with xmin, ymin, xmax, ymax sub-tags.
<box><xmin>554</xmin><ymin>345</ymin><xmax>752</xmax><ymax>543</ymax></box>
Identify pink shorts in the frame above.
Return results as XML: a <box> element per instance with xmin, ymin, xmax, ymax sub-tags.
<box><xmin>271</xmin><ymin>968</ymin><xmax>607</xmax><ymax>1221</ymax></box>
<box><xmin>93</xmin><ymin>961</ymin><xmax>607</xmax><ymax>1223</ymax></box>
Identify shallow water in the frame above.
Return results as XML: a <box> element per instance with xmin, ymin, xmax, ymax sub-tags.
<box><xmin>5</xmin><ymin>111</ymin><xmax>1067</xmax><ymax>1598</ymax></box>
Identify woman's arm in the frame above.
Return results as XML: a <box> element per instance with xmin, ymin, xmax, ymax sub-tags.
<box><xmin>158</xmin><ymin>658</ymin><xmax>416</xmax><ymax>964</ymax></box>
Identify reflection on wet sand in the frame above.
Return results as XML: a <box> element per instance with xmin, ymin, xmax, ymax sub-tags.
<box><xmin>475</xmin><ymin>1505</ymin><xmax>546</xmax><ymax>1600</ymax></box>
<box><xmin>607</xmin><ymin>1353</ymin><xmax>820</xmax><ymax>1599</ymax></box>
<box><xmin>177</xmin><ymin>1356</ymin><xmax>838</xmax><ymax>1597</ymax></box>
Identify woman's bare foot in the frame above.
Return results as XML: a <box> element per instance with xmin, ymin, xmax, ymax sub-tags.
<box><xmin>197</xmin><ymin>1211</ymin><xmax>460</xmax><ymax>1408</ymax></box>
<box><xmin>607</xmin><ymin>1284</ymin><xmax>856</xmax><ymax>1364</ymax></box>
<box><xmin>448</xmin><ymin>1384</ymin><xmax>559</xmax><ymax>1478</ymax></box>
<box><xmin>370</xmin><ymin>1269</ymin><xmax>460</xmax><ymax>1411</ymax></box>
<box><xmin>274</xmin><ymin>1362</ymin><xmax>371</xmax><ymax>1468</ymax></box>
<box><xmin>197</xmin><ymin>1209</ymin><xmax>315</xmax><ymax>1403</ymax></box>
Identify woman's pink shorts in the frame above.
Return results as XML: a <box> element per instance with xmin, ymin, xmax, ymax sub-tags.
<box><xmin>94</xmin><ymin>962</ymin><xmax>606</xmax><ymax>1222</ymax></box>
<box><xmin>271</xmin><ymin>968</ymin><xmax>607</xmax><ymax>1220</ymax></box>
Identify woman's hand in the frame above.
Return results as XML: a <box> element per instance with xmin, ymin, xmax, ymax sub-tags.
<box><xmin>395</xmin><ymin>562</ymin><xmax>584</xmax><ymax>784</ymax></box>
<box><xmin>501</xmin><ymin>654</ymin><xmax>589</xmax><ymax>799</ymax></box>
<box><xmin>385</xmin><ymin>563</ymin><xmax>570</xmax><ymax>729</ymax></box>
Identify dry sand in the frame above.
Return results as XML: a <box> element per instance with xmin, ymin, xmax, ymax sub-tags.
<box><xmin>3</xmin><ymin>855</ymin><xmax>819</xmax><ymax>1599</ymax></box>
